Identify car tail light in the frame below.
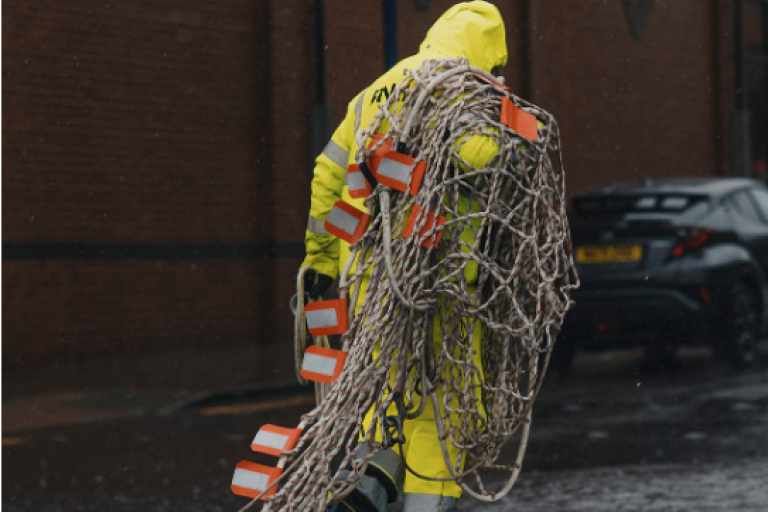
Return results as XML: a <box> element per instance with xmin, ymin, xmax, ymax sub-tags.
<box><xmin>596</xmin><ymin>323</ymin><xmax>619</xmax><ymax>333</ymax></box>
<box><xmin>682</xmin><ymin>286</ymin><xmax>714</xmax><ymax>306</ymax></box>
<box><xmin>670</xmin><ymin>228</ymin><xmax>712</xmax><ymax>258</ymax></box>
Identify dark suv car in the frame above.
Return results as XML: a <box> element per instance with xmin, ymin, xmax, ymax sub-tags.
<box><xmin>554</xmin><ymin>177</ymin><xmax>768</xmax><ymax>373</ymax></box>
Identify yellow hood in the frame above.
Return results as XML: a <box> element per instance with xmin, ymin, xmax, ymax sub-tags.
<box><xmin>419</xmin><ymin>1</ymin><xmax>507</xmax><ymax>72</ymax></box>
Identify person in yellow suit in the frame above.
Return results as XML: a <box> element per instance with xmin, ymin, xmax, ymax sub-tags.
<box><xmin>301</xmin><ymin>2</ymin><xmax>508</xmax><ymax>511</ymax></box>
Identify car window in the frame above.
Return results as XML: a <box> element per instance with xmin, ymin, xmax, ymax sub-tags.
<box><xmin>634</xmin><ymin>196</ymin><xmax>656</xmax><ymax>209</ymax></box>
<box><xmin>729</xmin><ymin>191</ymin><xmax>762</xmax><ymax>222</ymax></box>
<box><xmin>574</xmin><ymin>194</ymin><xmax>706</xmax><ymax>217</ymax></box>
<box><xmin>748</xmin><ymin>188</ymin><xmax>768</xmax><ymax>222</ymax></box>
<box><xmin>675</xmin><ymin>200</ymin><xmax>711</xmax><ymax>223</ymax></box>
<box><xmin>660</xmin><ymin>196</ymin><xmax>688</xmax><ymax>210</ymax></box>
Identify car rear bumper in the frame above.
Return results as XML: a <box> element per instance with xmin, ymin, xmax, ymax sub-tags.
<box><xmin>562</xmin><ymin>286</ymin><xmax>713</xmax><ymax>349</ymax></box>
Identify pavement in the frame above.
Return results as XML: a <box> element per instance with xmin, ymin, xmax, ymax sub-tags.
<box><xmin>1</xmin><ymin>341</ymin><xmax>599</xmax><ymax>435</ymax></box>
<box><xmin>4</xmin><ymin>343</ymin><xmax>768</xmax><ymax>511</ymax></box>
<box><xmin>2</xmin><ymin>344</ymin><xmax>303</xmax><ymax>435</ymax></box>
<box><xmin>3</xmin><ymin>342</ymin><xmax>764</xmax><ymax>434</ymax></box>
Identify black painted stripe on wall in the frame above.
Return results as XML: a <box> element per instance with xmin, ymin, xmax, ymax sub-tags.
<box><xmin>2</xmin><ymin>243</ymin><xmax>305</xmax><ymax>261</ymax></box>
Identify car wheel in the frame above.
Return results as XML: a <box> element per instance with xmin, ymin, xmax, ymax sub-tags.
<box><xmin>716</xmin><ymin>282</ymin><xmax>758</xmax><ymax>370</ymax></box>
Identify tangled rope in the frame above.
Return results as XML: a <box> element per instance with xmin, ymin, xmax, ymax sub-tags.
<box><xmin>242</xmin><ymin>57</ymin><xmax>578</xmax><ymax>511</ymax></box>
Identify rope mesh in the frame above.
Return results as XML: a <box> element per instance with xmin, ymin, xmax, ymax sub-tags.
<box><xmin>244</xmin><ymin>57</ymin><xmax>578</xmax><ymax>511</ymax></box>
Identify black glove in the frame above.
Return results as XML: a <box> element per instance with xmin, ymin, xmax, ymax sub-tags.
<box><xmin>301</xmin><ymin>268</ymin><xmax>334</xmax><ymax>300</ymax></box>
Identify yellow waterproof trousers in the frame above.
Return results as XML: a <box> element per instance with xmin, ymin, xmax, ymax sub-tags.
<box><xmin>361</xmin><ymin>312</ymin><xmax>485</xmax><ymax>499</ymax></box>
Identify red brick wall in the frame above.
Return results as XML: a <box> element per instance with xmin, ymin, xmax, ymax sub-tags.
<box><xmin>266</xmin><ymin>0</ymin><xmax>312</xmax><ymax>346</ymax></box>
<box><xmin>320</xmin><ymin>0</ymin><xmax>731</xmax><ymax>199</ymax></box>
<box><xmin>3</xmin><ymin>1</ymin><xmax>272</xmax><ymax>243</ymax></box>
<box><xmin>2</xmin><ymin>0</ymin><xmax>736</xmax><ymax>368</ymax></box>
<box><xmin>323</xmin><ymin>1</ymin><xmax>384</xmax><ymax>127</ymax></box>
<box><xmin>528</xmin><ymin>0</ymin><xmax>726</xmax><ymax>196</ymax></box>
<box><xmin>322</xmin><ymin>0</ymin><xmax>529</xmax><ymax>128</ymax></box>
<box><xmin>2</xmin><ymin>260</ymin><xmax>284</xmax><ymax>371</ymax></box>
<box><xmin>2</xmin><ymin>0</ymin><xmax>294</xmax><ymax>374</ymax></box>
<box><xmin>714</xmin><ymin>0</ymin><xmax>735</xmax><ymax>178</ymax></box>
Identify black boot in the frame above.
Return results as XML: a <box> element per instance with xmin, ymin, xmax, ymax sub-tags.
<box><xmin>328</xmin><ymin>448</ymin><xmax>404</xmax><ymax>512</ymax></box>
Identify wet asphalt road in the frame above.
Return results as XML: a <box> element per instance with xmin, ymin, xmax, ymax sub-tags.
<box><xmin>3</xmin><ymin>346</ymin><xmax>768</xmax><ymax>511</ymax></box>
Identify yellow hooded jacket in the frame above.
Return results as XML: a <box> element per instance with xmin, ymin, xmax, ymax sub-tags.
<box><xmin>303</xmin><ymin>1</ymin><xmax>508</xmax><ymax>286</ymax></box>
<box><xmin>302</xmin><ymin>3</ymin><xmax>508</xmax><ymax>501</ymax></box>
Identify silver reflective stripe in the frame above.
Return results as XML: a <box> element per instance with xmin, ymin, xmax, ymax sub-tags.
<box><xmin>326</xmin><ymin>206</ymin><xmax>359</xmax><ymax>237</ymax></box>
<box><xmin>232</xmin><ymin>468</ymin><xmax>268</xmax><ymax>492</ymax></box>
<box><xmin>403</xmin><ymin>494</ymin><xmax>458</xmax><ymax>512</ymax></box>
<box><xmin>252</xmin><ymin>430</ymin><xmax>289</xmax><ymax>451</ymax></box>
<box><xmin>353</xmin><ymin>90</ymin><xmax>366</xmax><ymax>134</ymax></box>
<box><xmin>345</xmin><ymin>169</ymin><xmax>367</xmax><ymax>192</ymax></box>
<box><xmin>322</xmin><ymin>139</ymin><xmax>349</xmax><ymax>170</ymax></box>
<box><xmin>301</xmin><ymin>352</ymin><xmax>337</xmax><ymax>376</ymax></box>
<box><xmin>307</xmin><ymin>216</ymin><xmax>330</xmax><ymax>235</ymax></box>
<box><xmin>377</xmin><ymin>156</ymin><xmax>411</xmax><ymax>185</ymax></box>
<box><xmin>305</xmin><ymin>308</ymin><xmax>338</xmax><ymax>329</ymax></box>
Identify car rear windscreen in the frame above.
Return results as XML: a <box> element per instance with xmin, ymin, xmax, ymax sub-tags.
<box><xmin>573</xmin><ymin>194</ymin><xmax>707</xmax><ymax>217</ymax></box>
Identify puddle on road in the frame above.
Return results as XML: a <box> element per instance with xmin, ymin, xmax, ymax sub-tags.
<box><xmin>457</xmin><ymin>458</ymin><xmax>768</xmax><ymax>511</ymax></box>
<box><xmin>468</xmin><ymin>345</ymin><xmax>768</xmax><ymax>510</ymax></box>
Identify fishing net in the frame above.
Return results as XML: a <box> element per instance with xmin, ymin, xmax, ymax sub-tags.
<box><xmin>242</xmin><ymin>57</ymin><xmax>578</xmax><ymax>511</ymax></box>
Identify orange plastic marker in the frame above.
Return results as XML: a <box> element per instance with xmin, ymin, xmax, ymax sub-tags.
<box><xmin>300</xmin><ymin>345</ymin><xmax>348</xmax><ymax>384</ymax></box>
<box><xmin>231</xmin><ymin>461</ymin><xmax>282</xmax><ymax>499</ymax></box>
<box><xmin>305</xmin><ymin>298</ymin><xmax>349</xmax><ymax>336</ymax></box>
<box><xmin>501</xmin><ymin>96</ymin><xmax>538</xmax><ymax>141</ymax></box>
<box><xmin>403</xmin><ymin>204</ymin><xmax>446</xmax><ymax>248</ymax></box>
<box><xmin>346</xmin><ymin>164</ymin><xmax>373</xmax><ymax>198</ymax></box>
<box><xmin>367</xmin><ymin>134</ymin><xmax>393</xmax><ymax>174</ymax></box>
<box><xmin>324</xmin><ymin>201</ymin><xmax>371</xmax><ymax>244</ymax></box>
<box><xmin>376</xmin><ymin>151</ymin><xmax>426</xmax><ymax>195</ymax></box>
<box><xmin>251</xmin><ymin>424</ymin><xmax>303</xmax><ymax>457</ymax></box>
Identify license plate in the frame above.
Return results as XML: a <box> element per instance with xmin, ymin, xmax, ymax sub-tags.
<box><xmin>575</xmin><ymin>244</ymin><xmax>642</xmax><ymax>264</ymax></box>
